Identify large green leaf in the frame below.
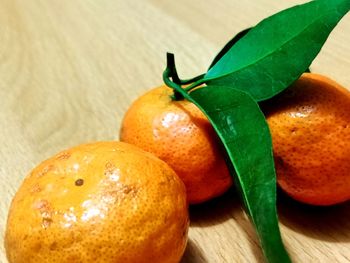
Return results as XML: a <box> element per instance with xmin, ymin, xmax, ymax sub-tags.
<box><xmin>204</xmin><ymin>0</ymin><xmax>350</xmax><ymax>101</ymax></box>
<box><xmin>208</xmin><ymin>28</ymin><xmax>250</xmax><ymax>70</ymax></box>
<box><xmin>208</xmin><ymin>28</ymin><xmax>311</xmax><ymax>73</ymax></box>
<box><xmin>184</xmin><ymin>85</ymin><xmax>291</xmax><ymax>263</ymax></box>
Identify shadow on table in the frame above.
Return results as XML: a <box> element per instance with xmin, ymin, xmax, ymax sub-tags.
<box><xmin>189</xmin><ymin>188</ymin><xmax>263</xmax><ymax>263</ymax></box>
<box><xmin>189</xmin><ymin>188</ymin><xmax>242</xmax><ymax>226</ymax></box>
<box><xmin>180</xmin><ymin>239</ymin><xmax>209</xmax><ymax>263</ymax></box>
<box><xmin>186</xmin><ymin>187</ymin><xmax>350</xmax><ymax>262</ymax></box>
<box><xmin>188</xmin><ymin>188</ymin><xmax>265</xmax><ymax>262</ymax></box>
<box><xmin>278</xmin><ymin>189</ymin><xmax>350</xmax><ymax>243</ymax></box>
<box><xmin>190</xmin><ymin>186</ymin><xmax>350</xmax><ymax>243</ymax></box>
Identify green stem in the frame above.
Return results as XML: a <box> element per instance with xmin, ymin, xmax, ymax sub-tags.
<box><xmin>163</xmin><ymin>53</ymin><xmax>193</xmax><ymax>101</ymax></box>
<box><xmin>163</xmin><ymin>68</ymin><xmax>185</xmax><ymax>100</ymax></box>
<box><xmin>162</xmin><ymin>56</ymin><xmax>187</xmax><ymax>100</ymax></box>
<box><xmin>179</xmin><ymin>73</ymin><xmax>206</xmax><ymax>85</ymax></box>
<box><xmin>163</xmin><ymin>52</ymin><xmax>208</xmax><ymax>100</ymax></box>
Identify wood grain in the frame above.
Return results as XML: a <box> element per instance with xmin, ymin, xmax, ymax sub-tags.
<box><xmin>1</xmin><ymin>1</ymin><xmax>350</xmax><ymax>262</ymax></box>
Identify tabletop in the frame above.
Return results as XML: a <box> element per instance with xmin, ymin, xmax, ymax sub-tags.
<box><xmin>1</xmin><ymin>1</ymin><xmax>350</xmax><ymax>262</ymax></box>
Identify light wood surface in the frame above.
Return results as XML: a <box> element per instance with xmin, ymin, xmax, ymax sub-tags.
<box><xmin>1</xmin><ymin>1</ymin><xmax>350</xmax><ymax>262</ymax></box>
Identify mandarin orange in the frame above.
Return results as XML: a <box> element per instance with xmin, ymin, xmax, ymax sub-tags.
<box><xmin>5</xmin><ymin>141</ymin><xmax>189</xmax><ymax>263</ymax></box>
<box><xmin>265</xmin><ymin>73</ymin><xmax>350</xmax><ymax>205</ymax></box>
<box><xmin>120</xmin><ymin>86</ymin><xmax>232</xmax><ymax>204</ymax></box>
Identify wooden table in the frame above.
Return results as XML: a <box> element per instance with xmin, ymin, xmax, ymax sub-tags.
<box><xmin>1</xmin><ymin>1</ymin><xmax>350</xmax><ymax>262</ymax></box>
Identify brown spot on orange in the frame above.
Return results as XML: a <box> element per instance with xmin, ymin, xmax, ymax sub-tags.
<box><xmin>75</xmin><ymin>179</ymin><xmax>84</xmax><ymax>186</ymax></box>
<box><xmin>30</xmin><ymin>184</ymin><xmax>41</xmax><ymax>193</ymax></box>
<box><xmin>41</xmin><ymin>212</ymin><xmax>53</xmax><ymax>229</ymax></box>
<box><xmin>33</xmin><ymin>199</ymin><xmax>51</xmax><ymax>212</ymax></box>
<box><xmin>37</xmin><ymin>164</ymin><xmax>55</xmax><ymax>177</ymax></box>
<box><xmin>56</xmin><ymin>151</ymin><xmax>71</xmax><ymax>160</ymax></box>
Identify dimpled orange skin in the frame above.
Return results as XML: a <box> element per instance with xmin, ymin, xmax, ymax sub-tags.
<box><xmin>120</xmin><ymin>86</ymin><xmax>232</xmax><ymax>204</ymax></box>
<box><xmin>5</xmin><ymin>141</ymin><xmax>189</xmax><ymax>263</ymax></box>
<box><xmin>265</xmin><ymin>73</ymin><xmax>350</xmax><ymax>206</ymax></box>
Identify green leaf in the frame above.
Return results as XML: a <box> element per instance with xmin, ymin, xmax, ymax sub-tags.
<box><xmin>208</xmin><ymin>28</ymin><xmax>311</xmax><ymax>73</ymax></box>
<box><xmin>184</xmin><ymin>85</ymin><xmax>291</xmax><ymax>263</ymax></box>
<box><xmin>208</xmin><ymin>28</ymin><xmax>251</xmax><ymax>70</ymax></box>
<box><xmin>204</xmin><ymin>0</ymin><xmax>350</xmax><ymax>101</ymax></box>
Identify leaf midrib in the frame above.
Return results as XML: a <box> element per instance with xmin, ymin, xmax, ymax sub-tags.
<box><xmin>185</xmin><ymin>91</ymin><xmax>257</xmax><ymax>224</ymax></box>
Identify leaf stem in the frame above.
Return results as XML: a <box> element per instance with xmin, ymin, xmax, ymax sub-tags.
<box><xmin>179</xmin><ymin>73</ymin><xmax>206</xmax><ymax>85</ymax></box>
<box><xmin>163</xmin><ymin>53</ymin><xmax>190</xmax><ymax>101</ymax></box>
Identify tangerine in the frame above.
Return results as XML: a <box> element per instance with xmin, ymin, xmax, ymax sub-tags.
<box><xmin>5</xmin><ymin>141</ymin><xmax>189</xmax><ymax>263</ymax></box>
<box><xmin>120</xmin><ymin>86</ymin><xmax>232</xmax><ymax>204</ymax></box>
<box><xmin>265</xmin><ymin>73</ymin><xmax>350</xmax><ymax>205</ymax></box>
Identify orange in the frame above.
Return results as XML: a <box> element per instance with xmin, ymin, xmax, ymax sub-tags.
<box><xmin>265</xmin><ymin>73</ymin><xmax>350</xmax><ymax>205</ymax></box>
<box><xmin>120</xmin><ymin>86</ymin><xmax>232</xmax><ymax>204</ymax></box>
<box><xmin>5</xmin><ymin>141</ymin><xmax>189</xmax><ymax>263</ymax></box>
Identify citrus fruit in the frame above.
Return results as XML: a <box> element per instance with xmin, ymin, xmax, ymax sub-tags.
<box><xmin>5</xmin><ymin>141</ymin><xmax>189</xmax><ymax>263</ymax></box>
<box><xmin>265</xmin><ymin>73</ymin><xmax>350</xmax><ymax>205</ymax></box>
<box><xmin>120</xmin><ymin>86</ymin><xmax>232</xmax><ymax>204</ymax></box>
